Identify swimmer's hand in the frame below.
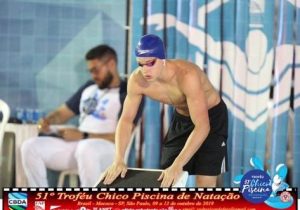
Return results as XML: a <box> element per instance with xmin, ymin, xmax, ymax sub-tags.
<box><xmin>158</xmin><ymin>163</ymin><xmax>183</xmax><ymax>187</ymax></box>
<box><xmin>101</xmin><ymin>160</ymin><xmax>128</xmax><ymax>185</ymax></box>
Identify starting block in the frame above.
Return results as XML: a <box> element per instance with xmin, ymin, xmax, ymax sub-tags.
<box><xmin>96</xmin><ymin>168</ymin><xmax>188</xmax><ymax>188</ymax></box>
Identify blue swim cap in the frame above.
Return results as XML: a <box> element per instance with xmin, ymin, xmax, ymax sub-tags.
<box><xmin>135</xmin><ymin>34</ymin><xmax>166</xmax><ymax>59</ymax></box>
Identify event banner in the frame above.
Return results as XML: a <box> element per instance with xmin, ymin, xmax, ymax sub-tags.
<box><xmin>2</xmin><ymin>187</ymin><xmax>298</xmax><ymax>210</ymax></box>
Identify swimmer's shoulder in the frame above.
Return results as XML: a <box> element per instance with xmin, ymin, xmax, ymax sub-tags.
<box><xmin>128</xmin><ymin>68</ymin><xmax>148</xmax><ymax>93</ymax></box>
<box><xmin>170</xmin><ymin>60</ymin><xmax>202</xmax><ymax>85</ymax></box>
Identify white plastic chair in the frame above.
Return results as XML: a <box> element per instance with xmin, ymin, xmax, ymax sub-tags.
<box><xmin>0</xmin><ymin>99</ymin><xmax>11</xmax><ymax>187</ymax></box>
<box><xmin>57</xmin><ymin>120</ymin><xmax>142</xmax><ymax>187</ymax></box>
<box><xmin>0</xmin><ymin>99</ymin><xmax>10</xmax><ymax>153</ymax></box>
<box><xmin>57</xmin><ymin>168</ymin><xmax>79</xmax><ymax>187</ymax></box>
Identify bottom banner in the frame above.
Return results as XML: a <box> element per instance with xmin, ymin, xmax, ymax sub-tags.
<box><xmin>2</xmin><ymin>188</ymin><xmax>298</xmax><ymax>210</ymax></box>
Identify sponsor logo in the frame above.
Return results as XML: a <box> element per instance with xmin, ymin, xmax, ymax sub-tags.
<box><xmin>8</xmin><ymin>192</ymin><xmax>28</xmax><ymax>209</ymax></box>
<box><xmin>35</xmin><ymin>201</ymin><xmax>45</xmax><ymax>210</ymax></box>
<box><xmin>280</xmin><ymin>191</ymin><xmax>292</xmax><ymax>203</ymax></box>
<box><xmin>136</xmin><ymin>49</ymin><xmax>151</xmax><ymax>54</ymax></box>
<box><xmin>240</xmin><ymin>169</ymin><xmax>272</xmax><ymax>203</ymax></box>
<box><xmin>234</xmin><ymin>157</ymin><xmax>294</xmax><ymax>208</ymax></box>
<box><xmin>50</xmin><ymin>205</ymin><xmax>61</xmax><ymax>210</ymax></box>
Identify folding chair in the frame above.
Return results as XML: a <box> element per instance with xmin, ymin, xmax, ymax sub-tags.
<box><xmin>57</xmin><ymin>120</ymin><xmax>142</xmax><ymax>187</ymax></box>
<box><xmin>0</xmin><ymin>99</ymin><xmax>11</xmax><ymax>188</ymax></box>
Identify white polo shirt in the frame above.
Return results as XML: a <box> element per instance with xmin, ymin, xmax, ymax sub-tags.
<box><xmin>78</xmin><ymin>84</ymin><xmax>121</xmax><ymax>134</ymax></box>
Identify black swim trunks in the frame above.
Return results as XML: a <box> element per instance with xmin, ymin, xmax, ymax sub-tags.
<box><xmin>160</xmin><ymin>99</ymin><xmax>228</xmax><ymax>175</ymax></box>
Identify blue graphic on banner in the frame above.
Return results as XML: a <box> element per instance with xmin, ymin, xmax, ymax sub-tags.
<box><xmin>8</xmin><ymin>192</ymin><xmax>28</xmax><ymax>210</ymax></box>
<box><xmin>231</xmin><ymin>0</ymin><xmax>249</xmax><ymax>186</ymax></box>
<box><xmin>175</xmin><ymin>0</ymin><xmax>189</xmax><ymax>59</ymax></box>
<box><xmin>244</xmin><ymin>0</ymin><xmax>275</xmax><ymax>176</ymax></box>
<box><xmin>165</xmin><ymin>0</ymin><xmax>177</xmax><ymax>125</ymax></box>
<box><xmin>270</xmin><ymin>0</ymin><xmax>296</xmax><ymax>178</ymax></box>
<box><xmin>240</xmin><ymin>169</ymin><xmax>272</xmax><ymax>203</ymax></box>
<box><xmin>143</xmin><ymin>0</ymin><xmax>164</xmax><ymax>168</ymax></box>
<box><xmin>132</xmin><ymin>0</ymin><xmax>300</xmax><ymax>189</ymax></box>
<box><xmin>143</xmin><ymin>0</ymin><xmax>275</xmax><ymax>181</ymax></box>
<box><xmin>292</xmin><ymin>0</ymin><xmax>300</xmax><ymax>192</ymax></box>
<box><xmin>165</xmin><ymin>0</ymin><xmax>177</xmax><ymax>59</ymax></box>
<box><xmin>234</xmin><ymin>157</ymin><xmax>294</xmax><ymax>209</ymax></box>
<box><xmin>127</xmin><ymin>0</ymin><xmax>145</xmax><ymax>167</ymax></box>
<box><xmin>131</xmin><ymin>0</ymin><xmax>145</xmax><ymax>72</ymax></box>
<box><xmin>187</xmin><ymin>0</ymin><xmax>199</xmax><ymax>62</ymax></box>
<box><xmin>220</xmin><ymin>0</ymin><xmax>235</xmax><ymax>187</ymax></box>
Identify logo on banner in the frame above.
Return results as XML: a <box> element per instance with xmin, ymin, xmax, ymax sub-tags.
<box><xmin>234</xmin><ymin>157</ymin><xmax>294</xmax><ymax>209</ymax></box>
<box><xmin>50</xmin><ymin>205</ymin><xmax>61</xmax><ymax>210</ymax></box>
<box><xmin>240</xmin><ymin>169</ymin><xmax>272</xmax><ymax>203</ymax></box>
<box><xmin>143</xmin><ymin>0</ymin><xmax>275</xmax><ymax>131</ymax></box>
<box><xmin>280</xmin><ymin>191</ymin><xmax>292</xmax><ymax>203</ymax></box>
<box><xmin>8</xmin><ymin>192</ymin><xmax>28</xmax><ymax>209</ymax></box>
<box><xmin>35</xmin><ymin>201</ymin><xmax>45</xmax><ymax>210</ymax></box>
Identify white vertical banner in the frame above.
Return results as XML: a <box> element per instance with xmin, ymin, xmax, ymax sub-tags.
<box><xmin>270</xmin><ymin>0</ymin><xmax>295</xmax><ymax>177</ymax></box>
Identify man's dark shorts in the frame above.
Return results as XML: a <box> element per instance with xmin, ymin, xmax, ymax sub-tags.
<box><xmin>161</xmin><ymin>99</ymin><xmax>228</xmax><ymax>175</ymax></box>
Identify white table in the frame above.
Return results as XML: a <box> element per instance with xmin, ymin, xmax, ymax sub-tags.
<box><xmin>4</xmin><ymin>123</ymin><xmax>38</xmax><ymax>187</ymax></box>
<box><xmin>3</xmin><ymin>124</ymin><xmax>77</xmax><ymax>187</ymax></box>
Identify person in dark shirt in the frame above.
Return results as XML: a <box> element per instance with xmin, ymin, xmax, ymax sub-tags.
<box><xmin>21</xmin><ymin>45</ymin><xmax>143</xmax><ymax>187</ymax></box>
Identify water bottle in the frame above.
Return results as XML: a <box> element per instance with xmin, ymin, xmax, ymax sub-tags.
<box><xmin>25</xmin><ymin>109</ymin><xmax>34</xmax><ymax>124</ymax></box>
<box><xmin>16</xmin><ymin>107</ymin><xmax>26</xmax><ymax>123</ymax></box>
<box><xmin>32</xmin><ymin>109</ymin><xmax>40</xmax><ymax>124</ymax></box>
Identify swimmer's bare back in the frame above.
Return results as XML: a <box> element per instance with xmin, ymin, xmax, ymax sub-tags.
<box><xmin>131</xmin><ymin>59</ymin><xmax>221</xmax><ymax>116</ymax></box>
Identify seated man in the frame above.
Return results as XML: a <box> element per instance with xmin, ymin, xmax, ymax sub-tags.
<box><xmin>21</xmin><ymin>45</ymin><xmax>143</xmax><ymax>187</ymax></box>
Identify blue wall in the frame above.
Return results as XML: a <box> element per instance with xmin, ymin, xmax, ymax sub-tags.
<box><xmin>0</xmin><ymin>0</ymin><xmax>127</xmax><ymax>116</ymax></box>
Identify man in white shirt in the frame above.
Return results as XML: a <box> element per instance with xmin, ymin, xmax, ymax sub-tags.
<box><xmin>21</xmin><ymin>45</ymin><xmax>143</xmax><ymax>187</ymax></box>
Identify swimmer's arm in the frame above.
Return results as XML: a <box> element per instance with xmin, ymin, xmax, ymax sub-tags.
<box><xmin>102</xmin><ymin>72</ymin><xmax>143</xmax><ymax>185</ymax></box>
<box><xmin>173</xmin><ymin>71</ymin><xmax>210</xmax><ymax>168</ymax></box>
<box><xmin>114</xmin><ymin>74</ymin><xmax>143</xmax><ymax>162</ymax></box>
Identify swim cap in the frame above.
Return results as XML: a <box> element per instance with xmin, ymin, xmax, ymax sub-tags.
<box><xmin>135</xmin><ymin>34</ymin><xmax>166</xmax><ymax>59</ymax></box>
